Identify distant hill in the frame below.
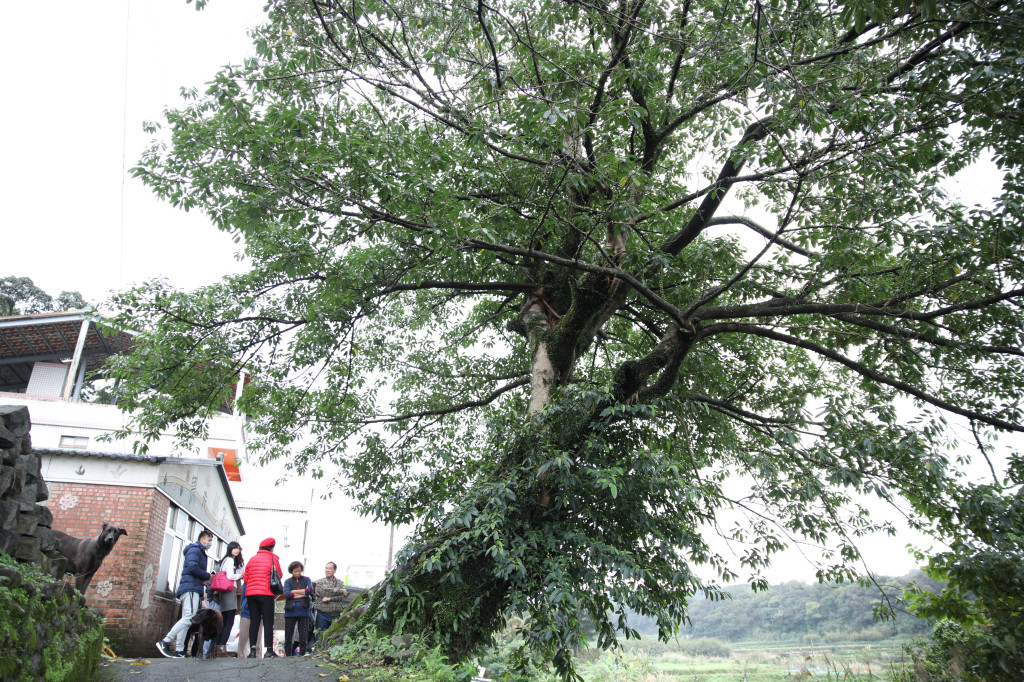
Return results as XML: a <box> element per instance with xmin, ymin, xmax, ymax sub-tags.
<box><xmin>629</xmin><ymin>570</ymin><xmax>942</xmax><ymax>641</ymax></box>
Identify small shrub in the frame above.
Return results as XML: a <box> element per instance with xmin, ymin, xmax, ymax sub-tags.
<box><xmin>471</xmin><ymin>621</ymin><xmax>559</xmax><ymax>682</ymax></box>
<box><xmin>675</xmin><ymin>637</ymin><xmax>732</xmax><ymax>658</ymax></box>
<box><xmin>847</xmin><ymin>625</ymin><xmax>897</xmax><ymax>642</ymax></box>
<box><xmin>325</xmin><ymin>628</ymin><xmax>485</xmax><ymax>682</ymax></box>
<box><xmin>580</xmin><ymin>649</ymin><xmax>662</xmax><ymax>682</ymax></box>
<box><xmin>619</xmin><ymin>637</ymin><xmax>668</xmax><ymax>657</ymax></box>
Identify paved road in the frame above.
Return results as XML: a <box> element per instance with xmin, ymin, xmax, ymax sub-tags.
<box><xmin>98</xmin><ymin>655</ymin><xmax>346</xmax><ymax>681</ymax></box>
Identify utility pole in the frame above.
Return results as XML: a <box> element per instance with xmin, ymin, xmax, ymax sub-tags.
<box><xmin>386</xmin><ymin>525</ymin><xmax>395</xmax><ymax>572</ymax></box>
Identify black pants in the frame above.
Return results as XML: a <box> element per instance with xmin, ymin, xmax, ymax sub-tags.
<box><xmin>248</xmin><ymin>595</ymin><xmax>276</xmax><ymax>650</ymax></box>
<box><xmin>217</xmin><ymin>609</ymin><xmax>236</xmax><ymax>646</ymax></box>
<box><xmin>284</xmin><ymin>616</ymin><xmax>308</xmax><ymax>655</ymax></box>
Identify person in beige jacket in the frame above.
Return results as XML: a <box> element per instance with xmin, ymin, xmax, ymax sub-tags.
<box><xmin>235</xmin><ymin>583</ymin><xmax>263</xmax><ymax>659</ymax></box>
<box><xmin>313</xmin><ymin>562</ymin><xmax>350</xmax><ymax>634</ymax></box>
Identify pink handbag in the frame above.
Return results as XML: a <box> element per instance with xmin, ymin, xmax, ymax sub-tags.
<box><xmin>210</xmin><ymin>570</ymin><xmax>234</xmax><ymax>592</ymax></box>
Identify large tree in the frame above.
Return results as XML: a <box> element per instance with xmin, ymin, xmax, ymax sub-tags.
<box><xmin>111</xmin><ymin>0</ymin><xmax>1024</xmax><ymax>676</ymax></box>
<box><xmin>0</xmin><ymin>276</ymin><xmax>87</xmax><ymax>317</ymax></box>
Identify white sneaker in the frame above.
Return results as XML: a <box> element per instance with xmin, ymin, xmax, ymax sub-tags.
<box><xmin>155</xmin><ymin>640</ymin><xmax>183</xmax><ymax>658</ymax></box>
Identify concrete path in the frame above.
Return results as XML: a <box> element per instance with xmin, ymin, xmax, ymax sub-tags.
<box><xmin>98</xmin><ymin>654</ymin><xmax>347</xmax><ymax>681</ymax></box>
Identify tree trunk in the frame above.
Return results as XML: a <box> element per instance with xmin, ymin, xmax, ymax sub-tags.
<box><xmin>525</xmin><ymin>300</ymin><xmax>557</xmax><ymax>413</ymax></box>
<box><xmin>337</xmin><ymin>359</ymin><xmax>611</xmax><ymax>669</ymax></box>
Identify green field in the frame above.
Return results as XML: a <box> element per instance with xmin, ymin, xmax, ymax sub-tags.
<box><xmin>320</xmin><ymin>636</ymin><xmax>920</xmax><ymax>682</ymax></box>
<box><xmin>603</xmin><ymin>638</ymin><xmax>916</xmax><ymax>681</ymax></box>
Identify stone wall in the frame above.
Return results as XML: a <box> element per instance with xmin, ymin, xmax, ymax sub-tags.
<box><xmin>0</xmin><ymin>405</ymin><xmax>104</xmax><ymax>681</ymax></box>
<box><xmin>0</xmin><ymin>405</ymin><xmax>63</xmax><ymax>575</ymax></box>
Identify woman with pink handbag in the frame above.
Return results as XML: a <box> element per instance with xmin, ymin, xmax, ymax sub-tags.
<box><xmin>210</xmin><ymin>541</ymin><xmax>245</xmax><ymax>656</ymax></box>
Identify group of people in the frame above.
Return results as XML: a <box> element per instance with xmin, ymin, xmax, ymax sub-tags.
<box><xmin>155</xmin><ymin>530</ymin><xmax>351</xmax><ymax>659</ymax></box>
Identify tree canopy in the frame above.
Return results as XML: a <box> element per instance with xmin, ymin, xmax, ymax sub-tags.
<box><xmin>0</xmin><ymin>276</ymin><xmax>87</xmax><ymax>317</ymax></box>
<box><xmin>111</xmin><ymin>0</ymin><xmax>1024</xmax><ymax>676</ymax></box>
<box><xmin>654</xmin><ymin>570</ymin><xmax>940</xmax><ymax>642</ymax></box>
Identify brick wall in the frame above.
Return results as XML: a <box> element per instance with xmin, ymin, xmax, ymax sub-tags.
<box><xmin>49</xmin><ymin>482</ymin><xmax>180</xmax><ymax>656</ymax></box>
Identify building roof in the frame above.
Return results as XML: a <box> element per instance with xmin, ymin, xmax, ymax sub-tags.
<box><xmin>38</xmin><ymin>446</ymin><xmax>245</xmax><ymax>536</ymax></box>
<box><xmin>0</xmin><ymin>310</ymin><xmax>136</xmax><ymax>392</ymax></box>
<box><xmin>34</xmin><ymin>446</ymin><xmax>165</xmax><ymax>463</ymax></box>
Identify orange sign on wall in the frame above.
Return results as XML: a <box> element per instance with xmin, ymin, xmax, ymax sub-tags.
<box><xmin>209</xmin><ymin>447</ymin><xmax>242</xmax><ymax>482</ymax></box>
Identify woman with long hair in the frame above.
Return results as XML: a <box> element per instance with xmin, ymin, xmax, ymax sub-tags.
<box><xmin>212</xmin><ymin>541</ymin><xmax>244</xmax><ymax>656</ymax></box>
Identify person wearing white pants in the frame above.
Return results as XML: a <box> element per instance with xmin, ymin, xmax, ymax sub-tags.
<box><xmin>161</xmin><ymin>591</ymin><xmax>202</xmax><ymax>656</ymax></box>
<box><xmin>156</xmin><ymin>529</ymin><xmax>213</xmax><ymax>657</ymax></box>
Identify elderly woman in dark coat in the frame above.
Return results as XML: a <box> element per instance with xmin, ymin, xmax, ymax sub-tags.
<box><xmin>282</xmin><ymin>560</ymin><xmax>314</xmax><ymax>656</ymax></box>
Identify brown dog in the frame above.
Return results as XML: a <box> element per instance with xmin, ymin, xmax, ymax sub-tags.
<box><xmin>53</xmin><ymin>522</ymin><xmax>128</xmax><ymax>593</ymax></box>
<box><xmin>183</xmin><ymin>608</ymin><xmax>224</xmax><ymax>659</ymax></box>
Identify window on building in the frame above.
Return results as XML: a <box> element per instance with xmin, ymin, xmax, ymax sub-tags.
<box><xmin>58</xmin><ymin>435</ymin><xmax>89</xmax><ymax>449</ymax></box>
<box><xmin>173</xmin><ymin>506</ymin><xmax>187</xmax><ymax>536</ymax></box>
<box><xmin>156</xmin><ymin>505</ymin><xmax>222</xmax><ymax>597</ymax></box>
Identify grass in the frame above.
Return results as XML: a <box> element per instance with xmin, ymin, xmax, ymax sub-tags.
<box><xmin>320</xmin><ymin>629</ymin><xmax>916</xmax><ymax>682</ymax></box>
<box><xmin>645</xmin><ymin>639</ymin><xmax>913</xmax><ymax>681</ymax></box>
<box><xmin>654</xmin><ymin>659</ymin><xmax>792</xmax><ymax>681</ymax></box>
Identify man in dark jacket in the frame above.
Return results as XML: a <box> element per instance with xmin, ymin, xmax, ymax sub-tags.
<box><xmin>156</xmin><ymin>529</ymin><xmax>214</xmax><ymax>657</ymax></box>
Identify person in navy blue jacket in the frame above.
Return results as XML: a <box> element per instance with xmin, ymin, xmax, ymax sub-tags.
<box><xmin>282</xmin><ymin>560</ymin><xmax>314</xmax><ymax>656</ymax></box>
<box><xmin>156</xmin><ymin>529</ymin><xmax>214</xmax><ymax>657</ymax></box>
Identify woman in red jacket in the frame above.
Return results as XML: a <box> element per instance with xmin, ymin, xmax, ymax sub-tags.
<box><xmin>242</xmin><ymin>538</ymin><xmax>284</xmax><ymax>658</ymax></box>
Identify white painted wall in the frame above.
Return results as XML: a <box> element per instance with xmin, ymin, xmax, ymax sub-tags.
<box><xmin>0</xmin><ymin>392</ymin><xmax>246</xmax><ymax>459</ymax></box>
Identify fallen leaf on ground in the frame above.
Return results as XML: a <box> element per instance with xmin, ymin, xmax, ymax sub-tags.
<box><xmin>130</xmin><ymin>660</ymin><xmax>152</xmax><ymax>666</ymax></box>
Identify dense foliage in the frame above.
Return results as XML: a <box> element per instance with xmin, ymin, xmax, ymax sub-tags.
<box><xmin>0</xmin><ymin>276</ymin><xmax>86</xmax><ymax>317</ymax></box>
<box><xmin>0</xmin><ymin>553</ymin><xmax>104</xmax><ymax>682</ymax></box>
<box><xmin>638</xmin><ymin>572</ymin><xmax>941</xmax><ymax>642</ymax></box>
<box><xmin>110</xmin><ymin>0</ymin><xmax>1024</xmax><ymax>677</ymax></box>
<box><xmin>903</xmin><ymin>468</ymin><xmax>1024</xmax><ymax>679</ymax></box>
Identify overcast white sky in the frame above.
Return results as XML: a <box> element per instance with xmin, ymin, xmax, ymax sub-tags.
<box><xmin>1</xmin><ymin>1</ymin><xmax>258</xmax><ymax>305</ymax></box>
<box><xmin>0</xmin><ymin>0</ymin><xmax>401</xmax><ymax>583</ymax></box>
<box><xmin>4</xmin><ymin>0</ymin><xmax>1006</xmax><ymax>587</ymax></box>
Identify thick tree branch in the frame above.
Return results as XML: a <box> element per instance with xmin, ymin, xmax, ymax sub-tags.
<box><xmin>366</xmin><ymin>377</ymin><xmax>530</xmax><ymax>424</ymax></box>
<box><xmin>884</xmin><ymin>15</ymin><xmax>976</xmax><ymax>84</ymax></box>
<box><xmin>612</xmin><ymin>325</ymin><xmax>695</xmax><ymax>403</ymax></box>
<box><xmin>704</xmin><ymin>216</ymin><xmax>814</xmax><ymax>258</ymax></box>
<box><xmin>377</xmin><ymin>280</ymin><xmax>536</xmax><ymax>296</ymax></box>
<box><xmin>832</xmin><ymin>313</ymin><xmax>1024</xmax><ymax>358</ymax></box>
<box><xmin>476</xmin><ymin>0</ymin><xmax>503</xmax><ymax>90</ymax></box>
<box><xmin>659</xmin><ymin>118</ymin><xmax>775</xmax><ymax>255</ymax></box>
<box><xmin>701</xmin><ymin>322</ymin><xmax>1024</xmax><ymax>432</ymax></box>
<box><xmin>693</xmin><ymin>289</ymin><xmax>1024</xmax><ymax>324</ymax></box>
<box><xmin>664</xmin><ymin>0</ymin><xmax>692</xmax><ymax>107</ymax></box>
<box><xmin>687</xmin><ymin>392</ymin><xmax>802</xmax><ymax>426</ymax></box>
